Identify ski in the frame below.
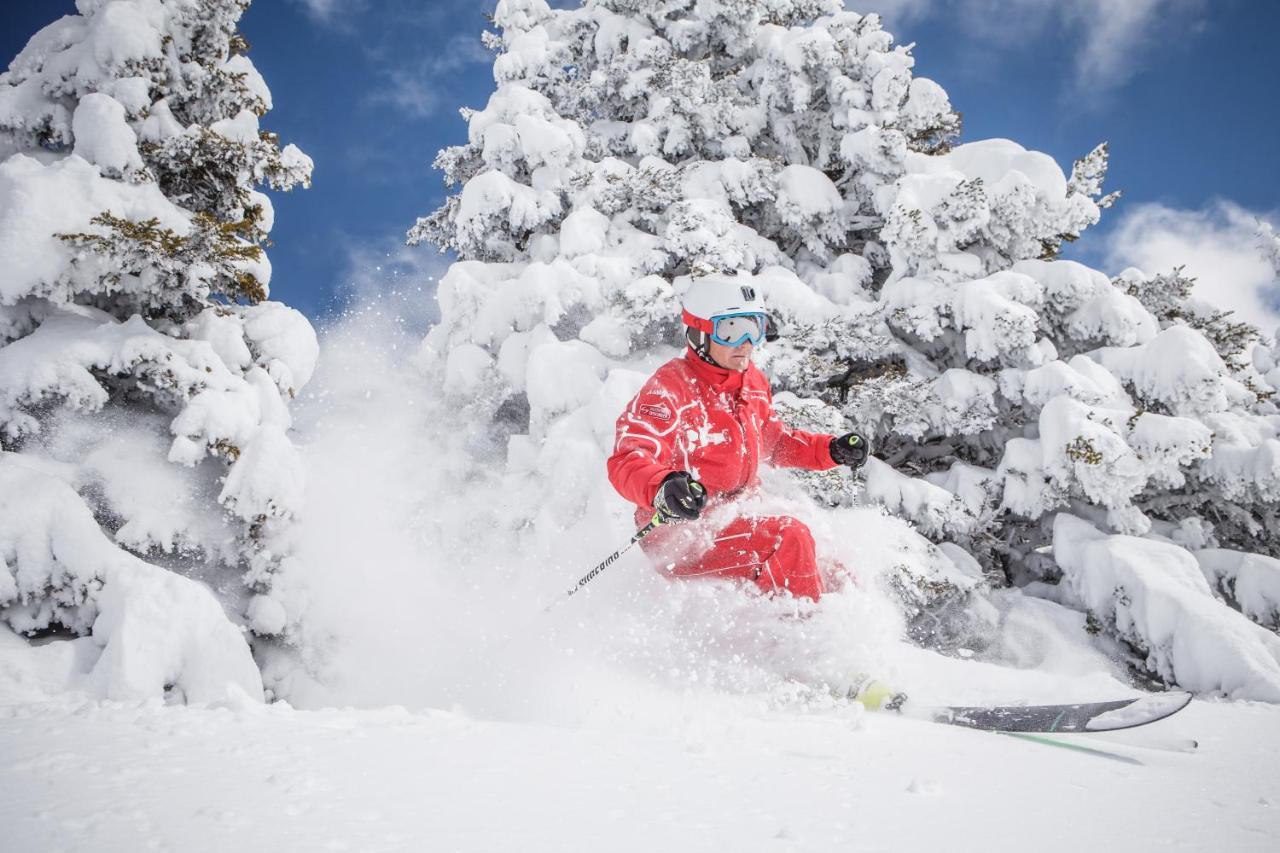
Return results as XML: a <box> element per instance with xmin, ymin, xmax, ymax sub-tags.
<box><xmin>924</xmin><ymin>691</ymin><xmax>1192</xmax><ymax>734</ymax></box>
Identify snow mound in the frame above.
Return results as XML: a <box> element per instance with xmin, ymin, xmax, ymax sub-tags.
<box><xmin>71</xmin><ymin>92</ymin><xmax>142</xmax><ymax>176</ymax></box>
<box><xmin>1094</xmin><ymin>325</ymin><xmax>1253</xmax><ymax>416</ymax></box>
<box><xmin>1194</xmin><ymin>549</ymin><xmax>1280</xmax><ymax>631</ymax></box>
<box><xmin>0</xmin><ymin>456</ymin><xmax>262</xmax><ymax>704</ymax></box>
<box><xmin>1053</xmin><ymin>514</ymin><xmax>1280</xmax><ymax>702</ymax></box>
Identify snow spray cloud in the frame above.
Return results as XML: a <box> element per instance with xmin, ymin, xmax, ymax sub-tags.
<box><xmin>272</xmin><ymin>272</ymin><xmax>1148</xmax><ymax>724</ymax></box>
<box><xmin>272</xmin><ymin>266</ymin><xmax>920</xmax><ymax>726</ymax></box>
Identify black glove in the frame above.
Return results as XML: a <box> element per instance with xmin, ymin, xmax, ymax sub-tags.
<box><xmin>654</xmin><ymin>471</ymin><xmax>707</xmax><ymax>522</ymax></box>
<box><xmin>830</xmin><ymin>432</ymin><xmax>870</xmax><ymax>469</ymax></box>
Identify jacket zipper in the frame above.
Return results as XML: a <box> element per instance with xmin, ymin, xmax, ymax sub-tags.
<box><xmin>731</xmin><ymin>392</ymin><xmax>753</xmax><ymax>492</ymax></box>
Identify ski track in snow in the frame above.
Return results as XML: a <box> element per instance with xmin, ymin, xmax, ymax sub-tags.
<box><xmin>1</xmin><ymin>697</ymin><xmax>1278</xmax><ymax>852</ymax></box>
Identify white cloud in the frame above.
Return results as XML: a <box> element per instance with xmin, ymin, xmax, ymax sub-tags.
<box><xmin>290</xmin><ymin>0</ymin><xmax>493</xmax><ymax>118</ymax></box>
<box><xmin>423</xmin><ymin>33</ymin><xmax>494</xmax><ymax>75</ymax></box>
<box><xmin>369</xmin><ymin>68</ymin><xmax>442</xmax><ymax>118</ymax></box>
<box><xmin>1064</xmin><ymin>0</ymin><xmax>1201</xmax><ymax>92</ymax></box>
<box><xmin>368</xmin><ymin>34</ymin><xmax>493</xmax><ymax>119</ymax></box>
<box><xmin>292</xmin><ymin>0</ymin><xmax>366</xmax><ymax>26</ymax></box>
<box><xmin>1099</xmin><ymin>200</ymin><xmax>1280</xmax><ymax>333</ymax></box>
<box><xmin>863</xmin><ymin>0</ymin><xmax>937</xmax><ymax>28</ymax></box>
<box><xmin>881</xmin><ymin>0</ymin><xmax>1204</xmax><ymax>94</ymax></box>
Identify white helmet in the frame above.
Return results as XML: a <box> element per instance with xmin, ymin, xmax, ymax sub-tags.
<box><xmin>680</xmin><ymin>275</ymin><xmax>770</xmax><ymax>359</ymax></box>
<box><xmin>680</xmin><ymin>275</ymin><xmax>766</xmax><ymax>332</ymax></box>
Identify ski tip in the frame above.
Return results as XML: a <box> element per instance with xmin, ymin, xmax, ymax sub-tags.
<box><xmin>1083</xmin><ymin>690</ymin><xmax>1193</xmax><ymax>732</ymax></box>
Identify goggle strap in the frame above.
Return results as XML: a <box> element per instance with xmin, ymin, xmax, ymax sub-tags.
<box><xmin>681</xmin><ymin>309</ymin><xmax>714</xmax><ymax>334</ymax></box>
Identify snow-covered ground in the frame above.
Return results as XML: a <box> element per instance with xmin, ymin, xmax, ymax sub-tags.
<box><xmin>3</xmin><ymin>302</ymin><xmax>1278</xmax><ymax>853</ymax></box>
<box><xmin>3</xmin><ymin>688</ymin><xmax>1278</xmax><ymax>852</ymax></box>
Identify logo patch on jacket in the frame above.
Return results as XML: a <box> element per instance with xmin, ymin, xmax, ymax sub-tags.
<box><xmin>639</xmin><ymin>403</ymin><xmax>672</xmax><ymax>422</ymax></box>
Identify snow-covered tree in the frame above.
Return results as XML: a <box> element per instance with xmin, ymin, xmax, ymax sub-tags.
<box><xmin>1260</xmin><ymin>220</ymin><xmax>1280</xmax><ymax>283</ymax></box>
<box><xmin>412</xmin><ymin>0</ymin><xmax>1280</xmax><ymax>698</ymax></box>
<box><xmin>1254</xmin><ymin>222</ymin><xmax>1280</xmax><ymax>426</ymax></box>
<box><xmin>0</xmin><ymin>0</ymin><xmax>315</xmax><ymax>701</ymax></box>
<box><xmin>410</xmin><ymin>0</ymin><xmax>975</xmax><ymax>625</ymax></box>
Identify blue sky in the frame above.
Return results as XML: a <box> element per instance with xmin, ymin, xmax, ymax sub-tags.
<box><xmin>4</xmin><ymin>0</ymin><xmax>1279</xmax><ymax>326</ymax></box>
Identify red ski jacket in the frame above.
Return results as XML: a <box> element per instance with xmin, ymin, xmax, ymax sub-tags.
<box><xmin>607</xmin><ymin>349</ymin><xmax>839</xmax><ymax>521</ymax></box>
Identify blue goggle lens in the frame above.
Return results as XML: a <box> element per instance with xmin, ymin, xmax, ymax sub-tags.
<box><xmin>710</xmin><ymin>313</ymin><xmax>767</xmax><ymax>347</ymax></box>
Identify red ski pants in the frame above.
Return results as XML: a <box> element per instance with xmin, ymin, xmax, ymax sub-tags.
<box><xmin>644</xmin><ymin>515</ymin><xmax>825</xmax><ymax>601</ymax></box>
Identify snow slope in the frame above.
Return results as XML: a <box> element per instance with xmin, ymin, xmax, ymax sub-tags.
<box><xmin>3</xmin><ymin>295</ymin><xmax>1278</xmax><ymax>853</ymax></box>
<box><xmin>2</xmin><ymin>686</ymin><xmax>1278</xmax><ymax>853</ymax></box>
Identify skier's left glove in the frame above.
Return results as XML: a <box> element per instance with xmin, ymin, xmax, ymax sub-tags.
<box><xmin>830</xmin><ymin>432</ymin><xmax>870</xmax><ymax>469</ymax></box>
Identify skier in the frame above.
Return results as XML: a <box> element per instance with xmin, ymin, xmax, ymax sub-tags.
<box><xmin>606</xmin><ymin>276</ymin><xmax>870</xmax><ymax>602</ymax></box>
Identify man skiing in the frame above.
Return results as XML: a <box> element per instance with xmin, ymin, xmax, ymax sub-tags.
<box><xmin>606</xmin><ymin>276</ymin><xmax>870</xmax><ymax>602</ymax></box>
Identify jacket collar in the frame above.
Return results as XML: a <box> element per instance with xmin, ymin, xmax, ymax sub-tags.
<box><xmin>684</xmin><ymin>346</ymin><xmax>746</xmax><ymax>395</ymax></box>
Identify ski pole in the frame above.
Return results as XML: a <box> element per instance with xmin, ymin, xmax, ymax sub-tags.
<box><xmin>544</xmin><ymin>512</ymin><xmax>666</xmax><ymax>613</ymax></box>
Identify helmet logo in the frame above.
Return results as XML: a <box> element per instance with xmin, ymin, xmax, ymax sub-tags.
<box><xmin>740</xmin><ymin>286</ymin><xmax>756</xmax><ymax>301</ymax></box>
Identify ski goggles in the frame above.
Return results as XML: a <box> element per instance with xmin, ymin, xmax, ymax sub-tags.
<box><xmin>708</xmin><ymin>312</ymin><xmax>768</xmax><ymax>347</ymax></box>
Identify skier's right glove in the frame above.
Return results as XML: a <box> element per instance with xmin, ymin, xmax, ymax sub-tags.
<box><xmin>654</xmin><ymin>471</ymin><xmax>707</xmax><ymax>522</ymax></box>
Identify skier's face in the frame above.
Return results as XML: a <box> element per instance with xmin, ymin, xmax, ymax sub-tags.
<box><xmin>709</xmin><ymin>337</ymin><xmax>753</xmax><ymax>372</ymax></box>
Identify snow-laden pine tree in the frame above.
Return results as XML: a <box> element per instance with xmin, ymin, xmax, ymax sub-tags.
<box><xmin>1257</xmin><ymin>222</ymin><xmax>1280</xmax><ymax>409</ymax></box>
<box><xmin>413</xmin><ymin>0</ymin><xmax>1280</xmax><ymax>699</ymax></box>
<box><xmin>0</xmin><ymin>0</ymin><xmax>315</xmax><ymax>702</ymax></box>
<box><xmin>1261</xmin><ymin>221</ymin><xmax>1280</xmax><ymax>304</ymax></box>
